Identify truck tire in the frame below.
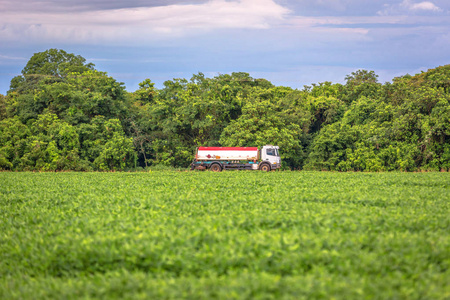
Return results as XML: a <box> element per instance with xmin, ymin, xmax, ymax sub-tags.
<box><xmin>259</xmin><ymin>163</ymin><xmax>271</xmax><ymax>171</ymax></box>
<box><xmin>210</xmin><ymin>163</ymin><xmax>223</xmax><ymax>172</ymax></box>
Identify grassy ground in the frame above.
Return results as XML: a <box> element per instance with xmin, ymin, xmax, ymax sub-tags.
<box><xmin>0</xmin><ymin>171</ymin><xmax>449</xmax><ymax>299</ymax></box>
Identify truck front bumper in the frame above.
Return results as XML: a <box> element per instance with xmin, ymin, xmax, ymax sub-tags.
<box><xmin>271</xmin><ymin>163</ymin><xmax>281</xmax><ymax>170</ymax></box>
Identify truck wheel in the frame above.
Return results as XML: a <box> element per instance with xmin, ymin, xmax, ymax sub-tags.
<box><xmin>210</xmin><ymin>163</ymin><xmax>222</xmax><ymax>172</ymax></box>
<box><xmin>259</xmin><ymin>163</ymin><xmax>271</xmax><ymax>171</ymax></box>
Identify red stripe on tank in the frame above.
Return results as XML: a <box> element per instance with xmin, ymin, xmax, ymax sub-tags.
<box><xmin>198</xmin><ymin>147</ymin><xmax>258</xmax><ymax>151</ymax></box>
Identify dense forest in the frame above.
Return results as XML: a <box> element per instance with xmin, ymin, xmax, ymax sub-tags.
<box><xmin>0</xmin><ymin>49</ymin><xmax>449</xmax><ymax>171</ymax></box>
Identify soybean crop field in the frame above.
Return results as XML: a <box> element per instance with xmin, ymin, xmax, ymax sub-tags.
<box><xmin>1</xmin><ymin>172</ymin><xmax>449</xmax><ymax>299</ymax></box>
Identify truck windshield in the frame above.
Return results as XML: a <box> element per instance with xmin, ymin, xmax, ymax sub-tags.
<box><xmin>275</xmin><ymin>149</ymin><xmax>279</xmax><ymax>157</ymax></box>
<box><xmin>266</xmin><ymin>148</ymin><xmax>276</xmax><ymax>156</ymax></box>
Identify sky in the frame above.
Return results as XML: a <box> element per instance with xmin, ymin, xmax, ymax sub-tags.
<box><xmin>0</xmin><ymin>0</ymin><xmax>449</xmax><ymax>94</ymax></box>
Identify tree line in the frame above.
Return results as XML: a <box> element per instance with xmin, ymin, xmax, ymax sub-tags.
<box><xmin>0</xmin><ymin>49</ymin><xmax>449</xmax><ymax>171</ymax></box>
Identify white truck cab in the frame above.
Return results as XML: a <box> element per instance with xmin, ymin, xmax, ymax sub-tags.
<box><xmin>260</xmin><ymin>145</ymin><xmax>281</xmax><ymax>170</ymax></box>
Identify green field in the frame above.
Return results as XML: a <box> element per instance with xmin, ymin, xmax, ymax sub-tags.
<box><xmin>1</xmin><ymin>171</ymin><xmax>449</xmax><ymax>299</ymax></box>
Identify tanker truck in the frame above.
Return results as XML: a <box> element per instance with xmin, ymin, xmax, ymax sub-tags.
<box><xmin>190</xmin><ymin>145</ymin><xmax>281</xmax><ymax>171</ymax></box>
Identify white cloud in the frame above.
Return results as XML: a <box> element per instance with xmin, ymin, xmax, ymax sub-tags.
<box><xmin>0</xmin><ymin>54</ymin><xmax>27</xmax><ymax>61</ymax></box>
<box><xmin>378</xmin><ymin>0</ymin><xmax>442</xmax><ymax>15</ymax></box>
<box><xmin>409</xmin><ymin>1</ymin><xmax>441</xmax><ymax>11</ymax></box>
<box><xmin>0</xmin><ymin>0</ymin><xmax>291</xmax><ymax>44</ymax></box>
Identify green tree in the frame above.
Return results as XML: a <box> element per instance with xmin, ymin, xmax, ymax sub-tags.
<box><xmin>132</xmin><ymin>79</ymin><xmax>156</xmax><ymax>104</ymax></box>
<box><xmin>0</xmin><ymin>94</ymin><xmax>6</xmax><ymax>120</ymax></box>
<box><xmin>220</xmin><ymin>87</ymin><xmax>310</xmax><ymax>168</ymax></box>
<box><xmin>0</xmin><ymin>117</ymin><xmax>30</xmax><ymax>170</ymax></box>
<box><xmin>305</xmin><ymin>65</ymin><xmax>450</xmax><ymax>171</ymax></box>
<box><xmin>303</xmin><ymin>82</ymin><xmax>346</xmax><ymax>133</ymax></box>
<box><xmin>345</xmin><ymin>70</ymin><xmax>378</xmax><ymax>86</ymax></box>
<box><xmin>93</xmin><ymin>119</ymin><xmax>136</xmax><ymax>171</ymax></box>
<box><xmin>22</xmin><ymin>48</ymin><xmax>93</xmax><ymax>78</ymax></box>
<box><xmin>9</xmin><ymin>69</ymin><xmax>128</xmax><ymax>125</ymax></box>
<box><xmin>9</xmin><ymin>48</ymin><xmax>94</xmax><ymax>94</ymax></box>
<box><xmin>343</xmin><ymin>70</ymin><xmax>381</xmax><ymax>104</ymax></box>
<box><xmin>13</xmin><ymin>113</ymin><xmax>91</xmax><ymax>171</ymax></box>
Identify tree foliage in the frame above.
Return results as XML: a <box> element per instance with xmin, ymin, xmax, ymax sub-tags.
<box><xmin>305</xmin><ymin>66</ymin><xmax>450</xmax><ymax>171</ymax></box>
<box><xmin>1</xmin><ymin>49</ymin><xmax>449</xmax><ymax>171</ymax></box>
